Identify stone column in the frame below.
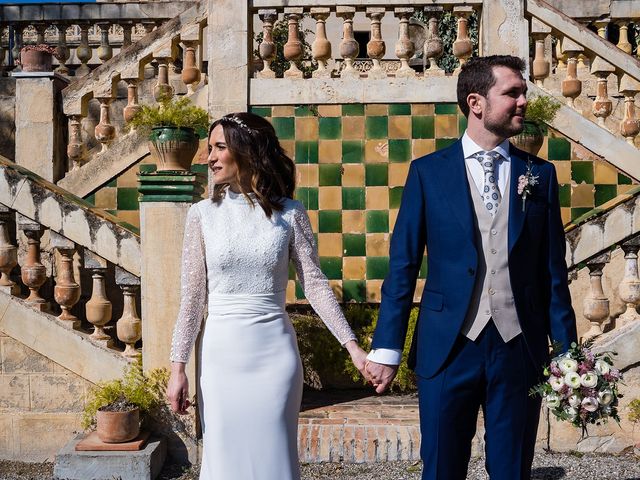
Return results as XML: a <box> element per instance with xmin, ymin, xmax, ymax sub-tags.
<box><xmin>13</xmin><ymin>72</ymin><xmax>69</xmax><ymax>182</ymax></box>
<box><xmin>480</xmin><ymin>0</ymin><xmax>528</xmax><ymax>64</ymax></box>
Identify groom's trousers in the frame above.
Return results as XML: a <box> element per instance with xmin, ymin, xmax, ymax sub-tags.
<box><xmin>417</xmin><ymin>321</ymin><xmax>542</xmax><ymax>480</ymax></box>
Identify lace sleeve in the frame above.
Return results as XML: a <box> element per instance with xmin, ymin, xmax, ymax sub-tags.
<box><xmin>290</xmin><ymin>202</ymin><xmax>356</xmax><ymax>345</ymax></box>
<box><xmin>170</xmin><ymin>204</ymin><xmax>207</xmax><ymax>363</ymax></box>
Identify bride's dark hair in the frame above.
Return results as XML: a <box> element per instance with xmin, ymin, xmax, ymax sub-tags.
<box><xmin>209</xmin><ymin>112</ymin><xmax>296</xmax><ymax>217</ymax></box>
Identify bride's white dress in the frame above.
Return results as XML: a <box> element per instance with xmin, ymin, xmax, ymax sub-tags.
<box><xmin>170</xmin><ymin>190</ymin><xmax>356</xmax><ymax>480</ymax></box>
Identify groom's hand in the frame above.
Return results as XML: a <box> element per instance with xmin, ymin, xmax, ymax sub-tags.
<box><xmin>365</xmin><ymin>360</ymin><xmax>398</xmax><ymax>394</ymax></box>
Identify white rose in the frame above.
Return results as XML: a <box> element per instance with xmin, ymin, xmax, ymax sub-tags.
<box><xmin>568</xmin><ymin>394</ymin><xmax>582</xmax><ymax>408</ymax></box>
<box><xmin>598</xmin><ymin>390</ymin><xmax>613</xmax><ymax>406</ymax></box>
<box><xmin>549</xmin><ymin>376</ymin><xmax>564</xmax><ymax>391</ymax></box>
<box><xmin>595</xmin><ymin>360</ymin><xmax>611</xmax><ymax>375</ymax></box>
<box><xmin>545</xmin><ymin>394</ymin><xmax>561</xmax><ymax>408</ymax></box>
<box><xmin>559</xmin><ymin>357</ymin><xmax>578</xmax><ymax>374</ymax></box>
<box><xmin>582</xmin><ymin>397</ymin><xmax>599</xmax><ymax>412</ymax></box>
<box><xmin>565</xmin><ymin>406</ymin><xmax>579</xmax><ymax>419</ymax></box>
<box><xmin>564</xmin><ymin>371</ymin><xmax>581</xmax><ymax>389</ymax></box>
<box><xmin>580</xmin><ymin>372</ymin><xmax>598</xmax><ymax>388</ymax></box>
<box><xmin>602</xmin><ymin>406</ymin><xmax>612</xmax><ymax>415</ymax></box>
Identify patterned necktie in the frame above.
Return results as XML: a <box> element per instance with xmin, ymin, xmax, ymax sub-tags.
<box><xmin>476</xmin><ymin>151</ymin><xmax>502</xmax><ymax>217</ymax></box>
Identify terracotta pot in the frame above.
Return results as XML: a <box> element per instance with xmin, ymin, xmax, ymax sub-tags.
<box><xmin>511</xmin><ymin>120</ymin><xmax>544</xmax><ymax>156</ymax></box>
<box><xmin>96</xmin><ymin>407</ymin><xmax>140</xmax><ymax>443</ymax></box>
<box><xmin>20</xmin><ymin>49</ymin><xmax>53</xmax><ymax>72</ymax></box>
<box><xmin>148</xmin><ymin>127</ymin><xmax>199</xmax><ymax>172</ymax></box>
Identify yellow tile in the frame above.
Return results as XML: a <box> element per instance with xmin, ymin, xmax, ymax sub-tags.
<box><xmin>366</xmin><ymin>233</ymin><xmax>390</xmax><ymax>256</ymax></box>
<box><xmin>295</xmin><ymin>117</ymin><xmax>319</xmax><ymax>141</ymax></box>
<box><xmin>570</xmin><ymin>183</ymin><xmax>595</xmax><ymax>208</ymax></box>
<box><xmin>618</xmin><ymin>184</ymin><xmax>638</xmax><ymax>195</ymax></box>
<box><xmin>317</xmin><ymin>105</ymin><xmax>342</xmax><ymax>117</ymax></box>
<box><xmin>272</xmin><ymin>106</ymin><xmax>295</xmax><ymax>117</ymax></box>
<box><xmin>537</xmin><ymin>136</ymin><xmax>549</xmax><ymax>160</ymax></box>
<box><xmin>389</xmin><ymin>163</ymin><xmax>410</xmax><ymax>186</ymax></box>
<box><xmin>318</xmin><ymin>233</ymin><xmax>343</xmax><ymax>256</ymax></box>
<box><xmin>286</xmin><ymin>280</ymin><xmax>296</xmax><ymax>303</ymax></box>
<box><xmin>94</xmin><ymin>188</ymin><xmax>116</xmax><ymax>209</ymax></box>
<box><xmin>343</xmin><ymin>257</ymin><xmax>366</xmax><ymax>280</ymax></box>
<box><xmin>573</xmin><ymin>142</ymin><xmax>601</xmax><ymax>162</ymax></box>
<box><xmin>593</xmin><ymin>160</ymin><xmax>618</xmax><ymax>184</ymax></box>
<box><xmin>413</xmin><ymin>279</ymin><xmax>425</xmax><ymax>302</ymax></box>
<box><xmin>365</xmin><ymin>140</ymin><xmax>388</xmax><ymax>163</ymax></box>
<box><xmin>328</xmin><ymin>280</ymin><xmax>342</xmax><ymax>301</ymax></box>
<box><xmin>342</xmin><ymin>116</ymin><xmax>365</xmax><ymax>140</ymax></box>
<box><xmin>296</xmin><ymin>164</ymin><xmax>319</xmax><ymax>187</ymax></box>
<box><xmin>307</xmin><ymin>210</ymin><xmax>318</xmax><ymax>232</ymax></box>
<box><xmin>319</xmin><ymin>140</ymin><xmax>342</xmax><ymax>163</ymax></box>
<box><xmin>319</xmin><ymin>186</ymin><xmax>342</xmax><ymax>210</ymax></box>
<box><xmin>411</xmin><ymin>104</ymin><xmax>434</xmax><ymax>115</ymax></box>
<box><xmin>552</xmin><ymin>161</ymin><xmax>571</xmax><ymax>184</ymax></box>
<box><xmin>116</xmin><ymin>210</ymin><xmax>140</xmax><ymax>228</ymax></box>
<box><xmin>117</xmin><ymin>165</ymin><xmax>140</xmax><ymax>188</ymax></box>
<box><xmin>343</xmin><ymin>210</ymin><xmax>365</xmax><ymax>233</ymax></box>
<box><xmin>366</xmin><ymin>280</ymin><xmax>383</xmax><ymax>302</ymax></box>
<box><xmin>365</xmin><ymin>104</ymin><xmax>388</xmax><ymax>116</ymax></box>
<box><xmin>366</xmin><ymin>186</ymin><xmax>389</xmax><ymax>210</ymax></box>
<box><xmin>342</xmin><ymin>164</ymin><xmax>365</xmax><ymax>186</ymax></box>
<box><xmin>390</xmin><ymin>209</ymin><xmax>399</xmax><ymax>230</ymax></box>
<box><xmin>281</xmin><ymin>140</ymin><xmax>295</xmax><ymax>159</ymax></box>
<box><xmin>435</xmin><ymin>115</ymin><xmax>458</xmax><ymax>138</ymax></box>
<box><xmin>388</xmin><ymin>116</ymin><xmax>411</xmax><ymax>139</ymax></box>
<box><xmin>561</xmin><ymin>207</ymin><xmax>571</xmax><ymax>226</ymax></box>
<box><xmin>412</xmin><ymin>139</ymin><xmax>436</xmax><ymax>158</ymax></box>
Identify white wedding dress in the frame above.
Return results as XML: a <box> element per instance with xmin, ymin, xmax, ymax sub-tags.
<box><xmin>170</xmin><ymin>190</ymin><xmax>356</xmax><ymax>480</ymax></box>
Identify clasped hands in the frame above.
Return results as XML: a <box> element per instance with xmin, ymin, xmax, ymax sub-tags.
<box><xmin>345</xmin><ymin>340</ymin><xmax>398</xmax><ymax>394</ymax></box>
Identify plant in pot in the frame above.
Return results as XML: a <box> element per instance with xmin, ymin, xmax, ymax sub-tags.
<box><xmin>512</xmin><ymin>94</ymin><xmax>562</xmax><ymax>156</ymax></box>
<box><xmin>82</xmin><ymin>359</ymin><xmax>169</xmax><ymax>443</ymax></box>
<box><xmin>17</xmin><ymin>44</ymin><xmax>60</xmax><ymax>73</ymax></box>
<box><xmin>128</xmin><ymin>96</ymin><xmax>209</xmax><ymax>172</ymax></box>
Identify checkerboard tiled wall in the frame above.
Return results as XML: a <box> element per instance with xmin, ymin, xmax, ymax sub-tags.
<box><xmin>84</xmin><ymin>103</ymin><xmax>636</xmax><ymax>302</ymax></box>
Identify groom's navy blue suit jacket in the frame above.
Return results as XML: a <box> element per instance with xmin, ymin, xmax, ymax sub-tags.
<box><xmin>372</xmin><ymin>140</ymin><xmax>577</xmax><ymax>379</ymax></box>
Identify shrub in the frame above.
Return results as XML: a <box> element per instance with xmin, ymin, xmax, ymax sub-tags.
<box><xmin>128</xmin><ymin>97</ymin><xmax>209</xmax><ymax>139</ymax></box>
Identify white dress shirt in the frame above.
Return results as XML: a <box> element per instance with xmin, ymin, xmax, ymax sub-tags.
<box><xmin>366</xmin><ymin>132</ymin><xmax>512</xmax><ymax>366</ymax></box>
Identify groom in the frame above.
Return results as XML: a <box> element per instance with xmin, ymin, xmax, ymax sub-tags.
<box><xmin>365</xmin><ymin>55</ymin><xmax>577</xmax><ymax>479</ymax></box>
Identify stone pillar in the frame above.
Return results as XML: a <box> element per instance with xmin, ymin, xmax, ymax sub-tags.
<box><xmin>13</xmin><ymin>72</ymin><xmax>69</xmax><ymax>182</ymax></box>
<box><xmin>480</xmin><ymin>0</ymin><xmax>528</xmax><ymax>66</ymax></box>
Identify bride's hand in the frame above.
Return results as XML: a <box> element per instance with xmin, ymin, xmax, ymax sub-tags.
<box><xmin>168</xmin><ymin>362</ymin><xmax>191</xmax><ymax>414</ymax></box>
<box><xmin>344</xmin><ymin>340</ymin><xmax>372</xmax><ymax>383</ymax></box>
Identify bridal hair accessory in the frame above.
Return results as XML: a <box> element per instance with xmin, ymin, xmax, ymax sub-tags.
<box><xmin>222</xmin><ymin>115</ymin><xmax>252</xmax><ymax>134</ymax></box>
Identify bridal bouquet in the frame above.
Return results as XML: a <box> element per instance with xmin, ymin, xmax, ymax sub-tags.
<box><xmin>530</xmin><ymin>341</ymin><xmax>622</xmax><ymax>433</ymax></box>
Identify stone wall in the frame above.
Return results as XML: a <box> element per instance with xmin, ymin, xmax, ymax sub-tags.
<box><xmin>0</xmin><ymin>78</ymin><xmax>15</xmax><ymax>162</ymax></box>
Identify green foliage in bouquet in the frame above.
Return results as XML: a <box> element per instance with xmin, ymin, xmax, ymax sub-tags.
<box><xmin>82</xmin><ymin>358</ymin><xmax>169</xmax><ymax>429</ymax></box>
<box><xmin>128</xmin><ymin>97</ymin><xmax>210</xmax><ymax>139</ymax></box>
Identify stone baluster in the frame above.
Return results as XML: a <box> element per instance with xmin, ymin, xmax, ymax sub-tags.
<box><xmin>619</xmin><ymin>74</ymin><xmax>640</xmax><ymax>145</ymax></box>
<box><xmin>11</xmin><ymin>27</ymin><xmax>23</xmax><ymax>70</ymax></box>
<box><xmin>365</xmin><ymin>8</ymin><xmax>386</xmax><ymax>80</ymax></box>
<box><xmin>50</xmin><ymin>232</ymin><xmax>80</xmax><ymax>325</ymax></box>
<box><xmin>84</xmin><ymin>251</ymin><xmax>113</xmax><ymax>347</ymax></box>
<box><xmin>0</xmin><ymin>207</ymin><xmax>18</xmax><ymax>295</ymax></box>
<box><xmin>560</xmin><ymin>37</ymin><xmax>583</xmax><ymax>108</ymax></box>
<box><xmin>180</xmin><ymin>24</ymin><xmax>202</xmax><ymax>94</ymax></box>
<box><xmin>94</xmin><ymin>97</ymin><xmax>116</xmax><ymax>152</ymax></box>
<box><xmin>452</xmin><ymin>7</ymin><xmax>474</xmax><ymax>74</ymax></box>
<box><xmin>122</xmin><ymin>79</ymin><xmax>142</xmax><ymax>124</ymax></box>
<box><xmin>590</xmin><ymin>56</ymin><xmax>615</xmax><ymax>127</ymax></box>
<box><xmin>311</xmin><ymin>8</ymin><xmax>332</xmax><ymax>79</ymax></box>
<box><xmin>582</xmin><ymin>253</ymin><xmax>611</xmax><ymax>341</ymax></box>
<box><xmin>121</xmin><ymin>22</ymin><xmax>133</xmax><ymax>49</ymax></box>
<box><xmin>283</xmin><ymin>8</ymin><xmax>304</xmax><ymax>79</ymax></box>
<box><xmin>594</xmin><ymin>19</ymin><xmax>609</xmax><ymax>40</ymax></box>
<box><xmin>76</xmin><ymin>23</ymin><xmax>92</xmax><ymax>77</ymax></box>
<box><xmin>18</xmin><ymin>218</ymin><xmax>47</xmax><ymax>310</ymax></box>
<box><xmin>618</xmin><ymin>239</ymin><xmax>640</xmax><ymax>325</ymax></box>
<box><xmin>153</xmin><ymin>41</ymin><xmax>176</xmax><ymax>102</ymax></box>
<box><xmin>34</xmin><ymin>23</ymin><xmax>46</xmax><ymax>46</ymax></box>
<box><xmin>257</xmin><ymin>10</ymin><xmax>277</xmax><ymax>79</ymax></box>
<box><xmin>337</xmin><ymin>7</ymin><xmax>359</xmax><ymax>79</ymax></box>
<box><xmin>423</xmin><ymin>7</ymin><xmax>444</xmax><ymax>76</ymax></box>
<box><xmin>116</xmin><ymin>267</ymin><xmax>142</xmax><ymax>358</ymax></box>
<box><xmin>531</xmin><ymin>18</ymin><xmax>551</xmax><ymax>87</ymax></box>
<box><xmin>54</xmin><ymin>24</ymin><xmax>70</xmax><ymax>76</ymax></box>
<box><xmin>67</xmin><ymin>115</ymin><xmax>86</xmax><ymax>170</ymax></box>
<box><xmin>394</xmin><ymin>8</ymin><xmax>415</xmax><ymax>78</ymax></box>
<box><xmin>97</xmin><ymin>22</ymin><xmax>113</xmax><ymax>64</ymax></box>
<box><xmin>617</xmin><ymin>21</ymin><xmax>633</xmax><ymax>54</ymax></box>
<box><xmin>554</xmin><ymin>36</ymin><xmax>566</xmax><ymax>71</ymax></box>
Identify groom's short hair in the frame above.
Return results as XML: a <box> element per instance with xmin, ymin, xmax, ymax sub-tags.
<box><xmin>456</xmin><ymin>55</ymin><xmax>526</xmax><ymax>117</ymax></box>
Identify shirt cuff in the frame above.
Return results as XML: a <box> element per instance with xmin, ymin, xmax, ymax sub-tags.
<box><xmin>367</xmin><ymin>348</ymin><xmax>402</xmax><ymax>365</ymax></box>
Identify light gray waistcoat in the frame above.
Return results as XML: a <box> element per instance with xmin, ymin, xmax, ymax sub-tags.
<box><xmin>460</xmin><ymin>163</ymin><xmax>522</xmax><ymax>342</ymax></box>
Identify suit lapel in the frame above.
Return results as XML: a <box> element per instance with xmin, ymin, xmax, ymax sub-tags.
<box><xmin>508</xmin><ymin>145</ymin><xmax>529</xmax><ymax>253</ymax></box>
<box><xmin>439</xmin><ymin>141</ymin><xmax>475</xmax><ymax>241</ymax></box>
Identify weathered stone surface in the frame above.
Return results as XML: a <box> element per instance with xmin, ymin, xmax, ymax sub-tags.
<box><xmin>29</xmin><ymin>373</ymin><xmax>86</xmax><ymax>412</ymax></box>
<box><xmin>1</xmin><ymin>337</ymin><xmax>54</xmax><ymax>374</ymax></box>
<box><xmin>12</xmin><ymin>413</ymin><xmax>82</xmax><ymax>462</ymax></box>
<box><xmin>0</xmin><ymin>374</ymin><xmax>29</xmax><ymax>409</ymax></box>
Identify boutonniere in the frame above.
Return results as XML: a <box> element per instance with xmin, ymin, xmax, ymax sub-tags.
<box><xmin>517</xmin><ymin>160</ymin><xmax>539</xmax><ymax>212</ymax></box>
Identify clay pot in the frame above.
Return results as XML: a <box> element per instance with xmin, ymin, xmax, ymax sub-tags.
<box><xmin>20</xmin><ymin>49</ymin><xmax>53</xmax><ymax>72</ymax></box>
<box><xmin>148</xmin><ymin>127</ymin><xmax>199</xmax><ymax>171</ymax></box>
<box><xmin>96</xmin><ymin>407</ymin><xmax>140</xmax><ymax>443</ymax></box>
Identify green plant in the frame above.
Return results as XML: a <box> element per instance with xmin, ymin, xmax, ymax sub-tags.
<box><xmin>82</xmin><ymin>358</ymin><xmax>169</xmax><ymax>430</ymax></box>
<box><xmin>523</xmin><ymin>95</ymin><xmax>561</xmax><ymax>134</ymax></box>
<box><xmin>128</xmin><ymin>97</ymin><xmax>209</xmax><ymax>139</ymax></box>
<box><xmin>628</xmin><ymin>398</ymin><xmax>640</xmax><ymax>424</ymax></box>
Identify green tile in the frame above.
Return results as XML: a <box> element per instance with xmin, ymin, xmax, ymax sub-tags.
<box><xmin>389</xmin><ymin>187</ymin><xmax>404</xmax><ymax>208</ymax></box>
<box><xmin>138</xmin><ymin>164</ymin><xmax>156</xmax><ymax>173</ymax></box>
<box><xmin>106</xmin><ymin>210</ymin><xmax>118</xmax><ymax>216</ymax></box>
<box><xmin>366</xmin><ymin>210</ymin><xmax>389</xmax><ymax>233</ymax></box>
<box><xmin>366</xmin><ymin>256</ymin><xmax>389</xmax><ymax>279</ymax></box>
<box><xmin>342</xmin><ymin>140</ymin><xmax>364</xmax><ymax>163</ymax></box>
<box><xmin>318</xmin><ymin>210</ymin><xmax>342</xmax><ymax>233</ymax></box>
<box><xmin>365</xmin><ymin>164</ymin><xmax>388</xmax><ymax>186</ymax></box>
<box><xmin>295</xmin><ymin>106</ymin><xmax>316</xmax><ymax>117</ymax></box>
<box><xmin>343</xmin><ymin>234</ymin><xmax>366</xmax><ymax>257</ymax></box>
<box><xmin>571</xmin><ymin>161</ymin><xmax>594</xmax><ymax>184</ymax></box>
<box><xmin>619</xmin><ymin>173</ymin><xmax>633</xmax><ymax>185</ymax></box>
<box><xmin>117</xmin><ymin>188</ymin><xmax>139</xmax><ymax>211</ymax></box>
<box><xmin>295</xmin><ymin>187</ymin><xmax>319</xmax><ymax>210</ymax></box>
<box><xmin>295</xmin><ymin>280</ymin><xmax>305</xmax><ymax>300</ymax></box>
<box><xmin>342</xmin><ymin>187</ymin><xmax>365</xmax><ymax>210</ymax></box>
<box><xmin>84</xmin><ymin>194</ymin><xmax>95</xmax><ymax>205</ymax></box>
<box><xmin>271</xmin><ymin>117</ymin><xmax>295</xmax><ymax>140</ymax></box>
<box><xmin>389</xmin><ymin>139</ymin><xmax>411</xmax><ymax>163</ymax></box>
<box><xmin>250</xmin><ymin>107</ymin><xmax>272</xmax><ymax>117</ymax></box>
<box><xmin>419</xmin><ymin>256</ymin><xmax>428</xmax><ymax>279</ymax></box>
<box><xmin>319</xmin><ymin>117</ymin><xmax>342</xmax><ymax>140</ymax></box>
<box><xmin>558</xmin><ymin>184</ymin><xmax>571</xmax><ymax>207</ymax></box>
<box><xmin>366</xmin><ymin>116</ymin><xmax>388</xmax><ymax>139</ymax></box>
<box><xmin>320</xmin><ymin>257</ymin><xmax>342</xmax><ymax>280</ymax></box>
<box><xmin>436</xmin><ymin>138</ymin><xmax>457</xmax><ymax>150</ymax></box>
<box><xmin>343</xmin><ymin>280</ymin><xmax>366</xmax><ymax>302</ymax></box>
<box><xmin>342</xmin><ymin>104</ymin><xmax>365</xmax><ymax>116</ymax></box>
<box><xmin>594</xmin><ymin>184</ymin><xmax>618</xmax><ymax>206</ymax></box>
<box><xmin>548</xmin><ymin>138</ymin><xmax>571</xmax><ymax>161</ymax></box>
<box><xmin>571</xmin><ymin>207</ymin><xmax>592</xmax><ymax>221</ymax></box>
<box><xmin>107</xmin><ymin>178</ymin><xmax>118</xmax><ymax>188</ymax></box>
<box><xmin>319</xmin><ymin>164</ymin><xmax>342</xmax><ymax>186</ymax></box>
<box><xmin>458</xmin><ymin>115</ymin><xmax>467</xmax><ymax>133</ymax></box>
<box><xmin>295</xmin><ymin>141</ymin><xmax>319</xmax><ymax>164</ymax></box>
<box><xmin>435</xmin><ymin>103</ymin><xmax>459</xmax><ymax>115</ymax></box>
<box><xmin>191</xmin><ymin>164</ymin><xmax>208</xmax><ymax>175</ymax></box>
<box><xmin>412</xmin><ymin>116</ymin><xmax>435</xmax><ymax>139</ymax></box>
<box><xmin>389</xmin><ymin>104</ymin><xmax>411</xmax><ymax>115</ymax></box>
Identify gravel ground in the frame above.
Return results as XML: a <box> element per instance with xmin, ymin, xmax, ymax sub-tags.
<box><xmin>2</xmin><ymin>452</ymin><xmax>640</xmax><ymax>479</ymax></box>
